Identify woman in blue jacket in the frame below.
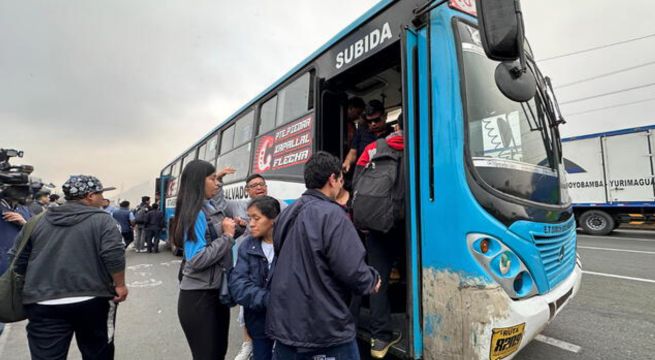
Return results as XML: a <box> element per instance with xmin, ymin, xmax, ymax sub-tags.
<box><xmin>173</xmin><ymin>160</ymin><xmax>236</xmax><ymax>360</ymax></box>
<box><xmin>229</xmin><ymin>196</ymin><xmax>281</xmax><ymax>360</ymax></box>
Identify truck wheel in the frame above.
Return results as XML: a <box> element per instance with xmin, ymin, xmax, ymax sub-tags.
<box><xmin>579</xmin><ymin>210</ymin><xmax>615</xmax><ymax>235</ymax></box>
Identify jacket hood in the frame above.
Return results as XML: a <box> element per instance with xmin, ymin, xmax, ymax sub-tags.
<box><xmin>45</xmin><ymin>201</ymin><xmax>107</xmax><ymax>226</ymax></box>
<box><xmin>386</xmin><ymin>134</ymin><xmax>404</xmax><ymax>150</ymax></box>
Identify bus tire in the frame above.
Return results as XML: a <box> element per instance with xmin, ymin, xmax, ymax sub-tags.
<box><xmin>579</xmin><ymin>210</ymin><xmax>614</xmax><ymax>235</ymax></box>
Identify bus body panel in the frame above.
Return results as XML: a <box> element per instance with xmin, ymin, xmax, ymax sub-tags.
<box><xmin>417</xmin><ymin>7</ymin><xmax>580</xmax><ymax>359</ymax></box>
<box><xmin>158</xmin><ymin>2</ymin><xmax>580</xmax><ymax>359</ymax></box>
<box><xmin>402</xmin><ymin>24</ymin><xmax>424</xmax><ymax>359</ymax></box>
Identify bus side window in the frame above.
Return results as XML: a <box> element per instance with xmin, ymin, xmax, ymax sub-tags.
<box><xmin>219</xmin><ymin>110</ymin><xmax>255</xmax><ymax>183</ymax></box>
<box><xmin>276</xmin><ymin>71</ymin><xmax>314</xmax><ymax>127</ymax></box>
<box><xmin>259</xmin><ymin>96</ymin><xmax>277</xmax><ymax>135</ymax></box>
<box><xmin>221</xmin><ymin>125</ymin><xmax>235</xmax><ymax>154</ymax></box>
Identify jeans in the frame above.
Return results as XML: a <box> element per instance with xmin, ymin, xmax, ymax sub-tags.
<box><xmin>121</xmin><ymin>231</ymin><xmax>134</xmax><ymax>249</ymax></box>
<box><xmin>134</xmin><ymin>226</ymin><xmax>145</xmax><ymax>251</ymax></box>
<box><xmin>252</xmin><ymin>338</ymin><xmax>274</xmax><ymax>360</ymax></box>
<box><xmin>366</xmin><ymin>227</ymin><xmax>404</xmax><ymax>342</ymax></box>
<box><xmin>145</xmin><ymin>229</ymin><xmax>161</xmax><ymax>252</ymax></box>
<box><xmin>25</xmin><ymin>297</ymin><xmax>117</xmax><ymax>360</ymax></box>
<box><xmin>274</xmin><ymin>340</ymin><xmax>359</xmax><ymax>360</ymax></box>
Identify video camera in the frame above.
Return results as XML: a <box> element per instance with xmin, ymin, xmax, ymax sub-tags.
<box><xmin>0</xmin><ymin>148</ymin><xmax>34</xmax><ymax>202</ymax></box>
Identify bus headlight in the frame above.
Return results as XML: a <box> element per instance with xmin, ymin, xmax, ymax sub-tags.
<box><xmin>468</xmin><ymin>233</ymin><xmax>537</xmax><ymax>299</ymax></box>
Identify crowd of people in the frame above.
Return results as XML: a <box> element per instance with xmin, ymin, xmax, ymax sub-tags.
<box><xmin>0</xmin><ymin>96</ymin><xmax>406</xmax><ymax>360</ymax></box>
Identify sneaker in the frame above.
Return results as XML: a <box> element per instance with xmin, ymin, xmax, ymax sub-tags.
<box><xmin>234</xmin><ymin>341</ymin><xmax>252</xmax><ymax>360</ymax></box>
<box><xmin>371</xmin><ymin>333</ymin><xmax>401</xmax><ymax>359</ymax></box>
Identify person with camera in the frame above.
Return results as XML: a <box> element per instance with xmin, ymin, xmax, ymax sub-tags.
<box><xmin>0</xmin><ymin>187</ymin><xmax>32</xmax><ymax>335</ymax></box>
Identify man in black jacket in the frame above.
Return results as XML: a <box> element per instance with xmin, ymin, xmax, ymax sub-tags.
<box><xmin>13</xmin><ymin>175</ymin><xmax>127</xmax><ymax>360</ymax></box>
<box><xmin>267</xmin><ymin>151</ymin><xmax>381</xmax><ymax>360</ymax></box>
<box><xmin>144</xmin><ymin>202</ymin><xmax>164</xmax><ymax>253</ymax></box>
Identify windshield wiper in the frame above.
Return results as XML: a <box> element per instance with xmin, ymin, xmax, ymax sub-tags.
<box><xmin>544</xmin><ymin>76</ymin><xmax>566</xmax><ymax>128</ymax></box>
<box><xmin>525</xmin><ymin>53</ymin><xmax>565</xmax><ymax>129</ymax></box>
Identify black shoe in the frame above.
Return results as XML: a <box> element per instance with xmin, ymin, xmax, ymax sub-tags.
<box><xmin>371</xmin><ymin>333</ymin><xmax>401</xmax><ymax>359</ymax></box>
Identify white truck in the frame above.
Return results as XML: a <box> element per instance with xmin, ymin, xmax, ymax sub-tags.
<box><xmin>563</xmin><ymin>125</ymin><xmax>655</xmax><ymax>235</ymax></box>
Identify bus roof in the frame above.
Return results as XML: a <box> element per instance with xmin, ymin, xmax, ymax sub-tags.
<box><xmin>163</xmin><ymin>0</ymin><xmax>396</xmax><ymax>170</ymax></box>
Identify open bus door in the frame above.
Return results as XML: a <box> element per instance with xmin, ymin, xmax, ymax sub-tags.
<box><xmin>401</xmin><ymin>23</ymin><xmax>428</xmax><ymax>360</ymax></box>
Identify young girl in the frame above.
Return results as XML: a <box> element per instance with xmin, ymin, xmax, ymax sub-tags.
<box><xmin>229</xmin><ymin>196</ymin><xmax>281</xmax><ymax>360</ymax></box>
<box><xmin>173</xmin><ymin>160</ymin><xmax>236</xmax><ymax>360</ymax></box>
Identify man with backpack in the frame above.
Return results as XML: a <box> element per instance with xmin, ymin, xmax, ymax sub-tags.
<box><xmin>144</xmin><ymin>203</ymin><xmax>164</xmax><ymax>253</ymax></box>
<box><xmin>342</xmin><ymin>99</ymin><xmax>393</xmax><ymax>174</ymax></box>
<box><xmin>352</xmin><ymin>115</ymin><xmax>405</xmax><ymax>359</ymax></box>
<box><xmin>133</xmin><ymin>196</ymin><xmax>151</xmax><ymax>253</ymax></box>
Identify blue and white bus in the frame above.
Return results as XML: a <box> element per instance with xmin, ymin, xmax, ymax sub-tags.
<box><xmin>158</xmin><ymin>1</ymin><xmax>581</xmax><ymax>358</ymax></box>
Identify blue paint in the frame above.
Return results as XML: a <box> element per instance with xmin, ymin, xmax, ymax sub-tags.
<box><xmin>424</xmin><ymin>314</ymin><xmax>442</xmax><ymax>335</ymax></box>
<box><xmin>404</xmin><ymin>23</ymin><xmax>424</xmax><ymax>359</ymax></box>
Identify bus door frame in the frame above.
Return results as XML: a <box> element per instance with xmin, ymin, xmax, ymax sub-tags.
<box><xmin>402</xmin><ymin>23</ymin><xmax>429</xmax><ymax>360</ymax></box>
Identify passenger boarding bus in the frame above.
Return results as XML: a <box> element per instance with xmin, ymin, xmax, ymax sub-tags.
<box><xmin>158</xmin><ymin>1</ymin><xmax>582</xmax><ymax>359</ymax></box>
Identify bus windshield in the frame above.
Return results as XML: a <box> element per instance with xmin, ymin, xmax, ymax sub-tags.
<box><xmin>458</xmin><ymin>21</ymin><xmax>560</xmax><ymax>205</ymax></box>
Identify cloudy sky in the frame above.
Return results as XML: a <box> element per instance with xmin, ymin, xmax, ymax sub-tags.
<box><xmin>1</xmin><ymin>0</ymin><xmax>654</xmax><ymax>201</ymax></box>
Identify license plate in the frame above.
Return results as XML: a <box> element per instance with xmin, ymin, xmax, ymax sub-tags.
<box><xmin>489</xmin><ymin>323</ymin><xmax>525</xmax><ymax>360</ymax></box>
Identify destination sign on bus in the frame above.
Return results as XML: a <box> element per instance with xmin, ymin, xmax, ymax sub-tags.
<box><xmin>315</xmin><ymin>0</ymin><xmax>415</xmax><ymax>79</ymax></box>
<box><xmin>253</xmin><ymin>115</ymin><xmax>313</xmax><ymax>176</ymax></box>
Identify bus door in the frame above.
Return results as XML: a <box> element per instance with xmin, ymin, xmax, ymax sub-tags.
<box><xmin>319</xmin><ymin>89</ymin><xmax>347</xmax><ymax>158</ymax></box>
<box><xmin>402</xmin><ymin>24</ymin><xmax>428</xmax><ymax>360</ymax></box>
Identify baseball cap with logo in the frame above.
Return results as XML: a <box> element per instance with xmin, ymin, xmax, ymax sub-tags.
<box><xmin>62</xmin><ymin>175</ymin><xmax>116</xmax><ymax>200</ymax></box>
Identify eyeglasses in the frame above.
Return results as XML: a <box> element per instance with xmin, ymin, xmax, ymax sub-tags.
<box><xmin>367</xmin><ymin>117</ymin><xmax>384</xmax><ymax>124</ymax></box>
<box><xmin>246</xmin><ymin>182</ymin><xmax>267</xmax><ymax>189</ymax></box>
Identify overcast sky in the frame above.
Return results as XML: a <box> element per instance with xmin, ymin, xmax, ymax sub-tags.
<box><xmin>1</xmin><ymin>0</ymin><xmax>654</xmax><ymax>201</ymax></box>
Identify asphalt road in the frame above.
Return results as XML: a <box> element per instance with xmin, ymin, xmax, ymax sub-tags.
<box><xmin>0</xmin><ymin>229</ymin><xmax>653</xmax><ymax>360</ymax></box>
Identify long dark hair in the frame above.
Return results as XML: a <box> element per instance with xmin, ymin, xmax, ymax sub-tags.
<box><xmin>171</xmin><ymin>160</ymin><xmax>215</xmax><ymax>247</ymax></box>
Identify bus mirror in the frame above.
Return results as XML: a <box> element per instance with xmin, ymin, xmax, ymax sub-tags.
<box><xmin>495</xmin><ymin>61</ymin><xmax>536</xmax><ymax>102</ymax></box>
<box><xmin>475</xmin><ymin>0</ymin><xmax>521</xmax><ymax>61</ymax></box>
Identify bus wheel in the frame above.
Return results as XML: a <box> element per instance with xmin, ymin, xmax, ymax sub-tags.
<box><xmin>579</xmin><ymin>210</ymin><xmax>614</xmax><ymax>235</ymax></box>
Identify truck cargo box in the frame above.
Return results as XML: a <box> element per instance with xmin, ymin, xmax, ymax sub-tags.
<box><xmin>563</xmin><ymin>125</ymin><xmax>655</xmax><ymax>235</ymax></box>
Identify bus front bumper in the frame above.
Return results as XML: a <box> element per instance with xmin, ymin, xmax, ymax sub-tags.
<box><xmin>499</xmin><ymin>263</ymin><xmax>582</xmax><ymax>359</ymax></box>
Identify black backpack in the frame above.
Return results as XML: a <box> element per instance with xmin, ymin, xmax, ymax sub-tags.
<box><xmin>352</xmin><ymin>139</ymin><xmax>404</xmax><ymax>233</ymax></box>
<box><xmin>134</xmin><ymin>206</ymin><xmax>149</xmax><ymax>225</ymax></box>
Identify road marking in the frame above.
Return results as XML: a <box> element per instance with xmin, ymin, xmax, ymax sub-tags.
<box><xmin>583</xmin><ymin>271</ymin><xmax>655</xmax><ymax>284</ymax></box>
<box><xmin>578</xmin><ymin>246</ymin><xmax>655</xmax><ymax>255</ymax></box>
<box><xmin>535</xmin><ymin>335</ymin><xmax>581</xmax><ymax>353</ymax></box>
<box><xmin>578</xmin><ymin>235</ymin><xmax>655</xmax><ymax>243</ymax></box>
<box><xmin>0</xmin><ymin>323</ymin><xmax>12</xmax><ymax>358</ymax></box>
<box><xmin>127</xmin><ymin>263</ymin><xmax>153</xmax><ymax>271</ymax></box>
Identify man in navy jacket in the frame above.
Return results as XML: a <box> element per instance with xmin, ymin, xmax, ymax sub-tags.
<box><xmin>267</xmin><ymin>151</ymin><xmax>381</xmax><ymax>359</ymax></box>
